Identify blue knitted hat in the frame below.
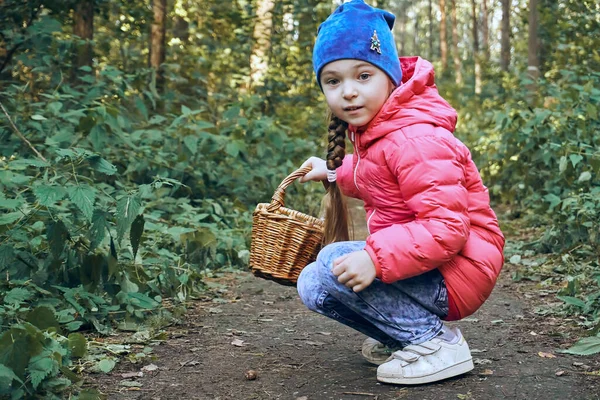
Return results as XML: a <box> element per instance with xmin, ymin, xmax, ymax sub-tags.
<box><xmin>313</xmin><ymin>0</ymin><xmax>402</xmax><ymax>88</ymax></box>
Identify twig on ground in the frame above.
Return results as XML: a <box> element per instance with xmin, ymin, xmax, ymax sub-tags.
<box><xmin>341</xmin><ymin>392</ymin><xmax>376</xmax><ymax>396</ymax></box>
<box><xmin>0</xmin><ymin>102</ymin><xmax>48</xmax><ymax>162</ymax></box>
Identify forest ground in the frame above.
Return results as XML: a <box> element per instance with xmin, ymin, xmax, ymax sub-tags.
<box><xmin>90</xmin><ymin>204</ymin><xmax>600</xmax><ymax>400</ymax></box>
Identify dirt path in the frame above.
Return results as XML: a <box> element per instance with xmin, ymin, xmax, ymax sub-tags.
<box><xmin>92</xmin><ymin>207</ymin><xmax>600</xmax><ymax>399</ymax></box>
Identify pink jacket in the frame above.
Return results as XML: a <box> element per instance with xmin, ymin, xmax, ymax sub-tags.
<box><xmin>336</xmin><ymin>57</ymin><xmax>505</xmax><ymax>320</ymax></box>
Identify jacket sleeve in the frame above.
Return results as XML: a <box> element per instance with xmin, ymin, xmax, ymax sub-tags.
<box><xmin>336</xmin><ymin>153</ymin><xmax>361</xmax><ymax>199</ymax></box>
<box><xmin>364</xmin><ymin>135</ymin><xmax>470</xmax><ymax>283</ymax></box>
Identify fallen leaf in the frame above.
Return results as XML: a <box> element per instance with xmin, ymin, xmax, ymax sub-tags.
<box><xmin>584</xmin><ymin>370</ymin><xmax>600</xmax><ymax>376</ymax></box>
<box><xmin>471</xmin><ymin>349</ymin><xmax>487</xmax><ymax>353</ymax></box>
<box><xmin>119</xmin><ymin>380</ymin><xmax>143</xmax><ymax>387</ymax></box>
<box><xmin>530</xmin><ymin>331</ymin><xmax>538</xmax><ymax>336</ymax></box>
<box><xmin>473</xmin><ymin>358</ymin><xmax>493</xmax><ymax>365</ymax></box>
<box><xmin>538</xmin><ymin>352</ymin><xmax>556</xmax><ymax>358</ymax></box>
<box><xmin>231</xmin><ymin>339</ymin><xmax>245</xmax><ymax>347</ymax></box>
<box><xmin>462</xmin><ymin>318</ymin><xmax>479</xmax><ymax>322</ymax></box>
<box><xmin>141</xmin><ymin>364</ymin><xmax>158</xmax><ymax>372</ymax></box>
<box><xmin>479</xmin><ymin>369</ymin><xmax>494</xmax><ymax>376</ymax></box>
<box><xmin>208</xmin><ymin>307</ymin><xmax>222</xmax><ymax>314</ymax></box>
<box><xmin>305</xmin><ymin>341</ymin><xmax>325</xmax><ymax>346</ymax></box>
<box><xmin>258</xmin><ymin>318</ymin><xmax>273</xmax><ymax>322</ymax></box>
<box><xmin>555</xmin><ymin>370</ymin><xmax>566</xmax><ymax>376</ymax></box>
<box><xmin>491</xmin><ymin>319</ymin><xmax>504</xmax><ymax>324</ymax></box>
<box><xmin>318</xmin><ymin>332</ymin><xmax>332</xmax><ymax>336</ymax></box>
<box><xmin>121</xmin><ymin>372</ymin><xmax>143</xmax><ymax>379</ymax></box>
<box><xmin>295</xmin><ymin>397</ymin><xmax>308</xmax><ymax>400</ymax></box>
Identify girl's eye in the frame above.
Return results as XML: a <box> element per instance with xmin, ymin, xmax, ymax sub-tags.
<box><xmin>359</xmin><ymin>73</ymin><xmax>370</xmax><ymax>80</ymax></box>
<box><xmin>326</xmin><ymin>78</ymin><xmax>339</xmax><ymax>85</ymax></box>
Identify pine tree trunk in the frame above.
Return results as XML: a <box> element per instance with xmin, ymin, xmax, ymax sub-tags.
<box><xmin>450</xmin><ymin>0</ymin><xmax>462</xmax><ymax>85</ymax></box>
<box><xmin>472</xmin><ymin>0</ymin><xmax>481</xmax><ymax>94</ymax></box>
<box><xmin>527</xmin><ymin>0</ymin><xmax>540</xmax><ymax>96</ymax></box>
<box><xmin>482</xmin><ymin>0</ymin><xmax>490</xmax><ymax>62</ymax></box>
<box><xmin>414</xmin><ymin>7</ymin><xmax>420</xmax><ymax>56</ymax></box>
<box><xmin>398</xmin><ymin>2</ymin><xmax>407</xmax><ymax>56</ymax></box>
<box><xmin>500</xmin><ymin>0</ymin><xmax>511</xmax><ymax>72</ymax></box>
<box><xmin>150</xmin><ymin>0</ymin><xmax>167</xmax><ymax>95</ymax></box>
<box><xmin>73</xmin><ymin>0</ymin><xmax>94</xmax><ymax>71</ymax></box>
<box><xmin>250</xmin><ymin>0</ymin><xmax>274</xmax><ymax>88</ymax></box>
<box><xmin>439</xmin><ymin>0</ymin><xmax>448</xmax><ymax>75</ymax></box>
<box><xmin>428</xmin><ymin>0</ymin><xmax>434</xmax><ymax>59</ymax></box>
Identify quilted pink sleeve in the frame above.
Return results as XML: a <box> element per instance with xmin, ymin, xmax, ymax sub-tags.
<box><xmin>336</xmin><ymin>153</ymin><xmax>361</xmax><ymax>199</ymax></box>
<box><xmin>365</xmin><ymin>136</ymin><xmax>470</xmax><ymax>283</ymax></box>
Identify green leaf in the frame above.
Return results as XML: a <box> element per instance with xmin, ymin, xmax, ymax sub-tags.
<box><xmin>116</xmin><ymin>194</ymin><xmax>142</xmax><ymax>244</ymax></box>
<box><xmin>0</xmin><ymin>192</ymin><xmax>23</xmax><ymax>210</ymax></box>
<box><xmin>34</xmin><ymin>184</ymin><xmax>67</xmax><ymax>207</ymax></box>
<box><xmin>26</xmin><ymin>306</ymin><xmax>59</xmax><ymax>330</ymax></box>
<box><xmin>47</xmin><ymin>219</ymin><xmax>70</xmax><ymax>260</ymax></box>
<box><xmin>181</xmin><ymin>105</ymin><xmax>192</xmax><ymax>116</ymax></box>
<box><xmin>3</xmin><ymin>287</ymin><xmax>34</xmax><ymax>306</ymax></box>
<box><xmin>31</xmin><ymin>114</ymin><xmax>47</xmax><ymax>121</ymax></box>
<box><xmin>135</xmin><ymin>97</ymin><xmax>148</xmax><ymax>121</ymax></box>
<box><xmin>130</xmin><ymin>214</ymin><xmax>145</xmax><ymax>259</ymax></box>
<box><xmin>68</xmin><ymin>333</ymin><xmax>87</xmax><ymax>358</ymax></box>
<box><xmin>89</xmin><ymin>210</ymin><xmax>108</xmax><ymax>250</ymax></box>
<box><xmin>0</xmin><ymin>363</ymin><xmax>23</xmax><ymax>392</ymax></box>
<box><xmin>560</xmin><ymin>336</ymin><xmax>600</xmax><ymax>356</ymax></box>
<box><xmin>557</xmin><ymin>295</ymin><xmax>586</xmax><ymax>308</ymax></box>
<box><xmin>225</xmin><ymin>140</ymin><xmax>247</xmax><ymax>157</ymax></box>
<box><xmin>0</xmin><ymin>211</ymin><xmax>24</xmax><ymax>225</ymax></box>
<box><xmin>0</xmin><ymin>245</ymin><xmax>15</xmax><ymax>271</ymax></box>
<box><xmin>570</xmin><ymin>154</ymin><xmax>584</xmax><ymax>168</ymax></box>
<box><xmin>68</xmin><ymin>184</ymin><xmax>96</xmax><ymax>221</ymax></box>
<box><xmin>8</xmin><ymin>159</ymin><xmax>50</xmax><ymax>169</ymax></box>
<box><xmin>98</xmin><ymin>359</ymin><xmax>116</xmax><ymax>373</ymax></box>
<box><xmin>28</xmin><ymin>353</ymin><xmax>56</xmax><ymax>389</ymax></box>
<box><xmin>88</xmin><ymin>155</ymin><xmax>117</xmax><ymax>175</ymax></box>
<box><xmin>183</xmin><ymin>135</ymin><xmax>199</xmax><ymax>155</ymax></box>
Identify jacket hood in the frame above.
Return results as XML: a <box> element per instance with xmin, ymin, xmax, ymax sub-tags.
<box><xmin>350</xmin><ymin>56</ymin><xmax>458</xmax><ymax>148</ymax></box>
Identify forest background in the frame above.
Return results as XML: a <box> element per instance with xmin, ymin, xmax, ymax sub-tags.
<box><xmin>0</xmin><ymin>0</ymin><xmax>599</xmax><ymax>398</ymax></box>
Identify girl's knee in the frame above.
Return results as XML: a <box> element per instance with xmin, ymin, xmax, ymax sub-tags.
<box><xmin>297</xmin><ymin>262</ymin><xmax>322</xmax><ymax>311</ymax></box>
<box><xmin>316</xmin><ymin>242</ymin><xmax>359</xmax><ymax>269</ymax></box>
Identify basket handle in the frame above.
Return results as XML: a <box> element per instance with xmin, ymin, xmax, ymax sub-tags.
<box><xmin>267</xmin><ymin>166</ymin><xmax>312</xmax><ymax>212</ymax></box>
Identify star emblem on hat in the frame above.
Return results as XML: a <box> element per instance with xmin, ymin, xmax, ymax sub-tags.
<box><xmin>370</xmin><ymin>30</ymin><xmax>381</xmax><ymax>54</ymax></box>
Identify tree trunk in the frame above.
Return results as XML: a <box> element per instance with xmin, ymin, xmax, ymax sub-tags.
<box><xmin>398</xmin><ymin>2</ymin><xmax>407</xmax><ymax>56</ymax></box>
<box><xmin>472</xmin><ymin>0</ymin><xmax>481</xmax><ymax>94</ymax></box>
<box><xmin>414</xmin><ymin>6</ymin><xmax>419</xmax><ymax>56</ymax></box>
<box><xmin>500</xmin><ymin>0</ymin><xmax>510</xmax><ymax>72</ymax></box>
<box><xmin>73</xmin><ymin>0</ymin><xmax>94</xmax><ymax>71</ymax></box>
<box><xmin>250</xmin><ymin>0</ymin><xmax>274</xmax><ymax>88</ymax></box>
<box><xmin>450</xmin><ymin>0</ymin><xmax>462</xmax><ymax>85</ymax></box>
<box><xmin>428</xmin><ymin>0</ymin><xmax>434</xmax><ymax>59</ymax></box>
<box><xmin>527</xmin><ymin>0</ymin><xmax>540</xmax><ymax>96</ymax></box>
<box><xmin>150</xmin><ymin>0</ymin><xmax>167</xmax><ymax>95</ymax></box>
<box><xmin>482</xmin><ymin>0</ymin><xmax>490</xmax><ymax>62</ymax></box>
<box><xmin>439</xmin><ymin>0</ymin><xmax>448</xmax><ymax>75</ymax></box>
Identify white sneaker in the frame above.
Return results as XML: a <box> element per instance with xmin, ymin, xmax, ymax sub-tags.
<box><xmin>361</xmin><ymin>338</ymin><xmax>398</xmax><ymax>366</ymax></box>
<box><xmin>376</xmin><ymin>328</ymin><xmax>474</xmax><ymax>385</ymax></box>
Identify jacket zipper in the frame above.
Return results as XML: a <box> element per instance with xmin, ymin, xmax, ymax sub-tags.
<box><xmin>351</xmin><ymin>130</ymin><xmax>375</xmax><ymax>235</ymax></box>
<box><xmin>366</xmin><ymin>209</ymin><xmax>376</xmax><ymax>235</ymax></box>
<box><xmin>352</xmin><ymin>130</ymin><xmax>360</xmax><ymax>193</ymax></box>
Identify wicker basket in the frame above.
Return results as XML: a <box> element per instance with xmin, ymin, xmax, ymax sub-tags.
<box><xmin>249</xmin><ymin>166</ymin><xmax>324</xmax><ymax>286</ymax></box>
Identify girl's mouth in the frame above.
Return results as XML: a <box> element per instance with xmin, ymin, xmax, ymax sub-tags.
<box><xmin>344</xmin><ymin>106</ymin><xmax>363</xmax><ymax>111</ymax></box>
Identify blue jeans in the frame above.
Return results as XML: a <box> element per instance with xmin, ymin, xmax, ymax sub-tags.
<box><xmin>297</xmin><ymin>241</ymin><xmax>449</xmax><ymax>348</ymax></box>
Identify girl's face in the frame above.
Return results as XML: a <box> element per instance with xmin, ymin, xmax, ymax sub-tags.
<box><xmin>320</xmin><ymin>59</ymin><xmax>395</xmax><ymax>128</ymax></box>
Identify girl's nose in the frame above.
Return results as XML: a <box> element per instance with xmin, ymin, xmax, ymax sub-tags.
<box><xmin>342</xmin><ymin>83</ymin><xmax>358</xmax><ymax>99</ymax></box>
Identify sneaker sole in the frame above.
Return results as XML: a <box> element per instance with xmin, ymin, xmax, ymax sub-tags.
<box><xmin>377</xmin><ymin>358</ymin><xmax>474</xmax><ymax>385</ymax></box>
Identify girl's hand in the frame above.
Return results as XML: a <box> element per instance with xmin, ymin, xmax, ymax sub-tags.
<box><xmin>332</xmin><ymin>250</ymin><xmax>376</xmax><ymax>292</ymax></box>
<box><xmin>299</xmin><ymin>157</ymin><xmax>327</xmax><ymax>183</ymax></box>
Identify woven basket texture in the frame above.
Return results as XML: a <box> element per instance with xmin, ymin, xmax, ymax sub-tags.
<box><xmin>249</xmin><ymin>167</ymin><xmax>324</xmax><ymax>286</ymax></box>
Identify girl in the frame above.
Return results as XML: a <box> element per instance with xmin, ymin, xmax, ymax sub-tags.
<box><xmin>296</xmin><ymin>0</ymin><xmax>505</xmax><ymax>385</ymax></box>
